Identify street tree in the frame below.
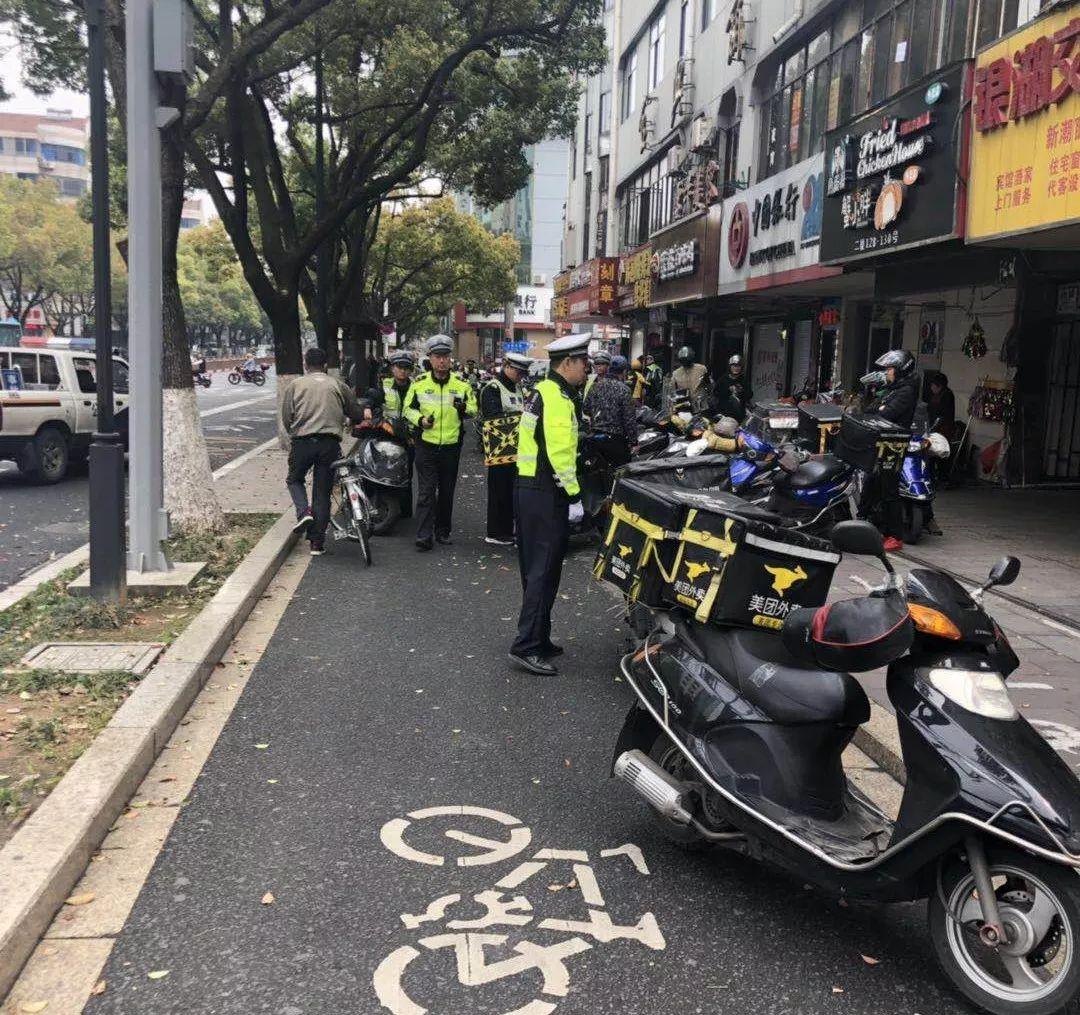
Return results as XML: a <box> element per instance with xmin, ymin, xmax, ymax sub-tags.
<box><xmin>369</xmin><ymin>197</ymin><xmax>519</xmax><ymax>343</ymax></box>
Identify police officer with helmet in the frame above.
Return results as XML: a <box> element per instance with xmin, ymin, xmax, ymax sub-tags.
<box><xmin>365</xmin><ymin>349</ymin><xmax>416</xmax><ymax>517</ymax></box>
<box><xmin>481</xmin><ymin>351</ymin><xmax>532</xmax><ymax>545</ymax></box>
<box><xmin>403</xmin><ymin>335</ymin><xmax>477</xmax><ymax>550</ymax></box>
<box><xmin>510</xmin><ymin>333</ymin><xmax>589</xmax><ymax>676</ymax></box>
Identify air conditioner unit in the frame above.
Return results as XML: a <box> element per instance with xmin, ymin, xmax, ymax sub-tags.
<box><xmin>690</xmin><ymin>116</ymin><xmax>714</xmax><ymax>152</ymax></box>
<box><xmin>676</xmin><ymin>57</ymin><xmax>694</xmax><ymax>87</ymax></box>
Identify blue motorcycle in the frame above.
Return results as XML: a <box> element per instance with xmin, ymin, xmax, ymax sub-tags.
<box><xmin>898</xmin><ymin>434</ymin><xmax>936</xmax><ymax>544</ymax></box>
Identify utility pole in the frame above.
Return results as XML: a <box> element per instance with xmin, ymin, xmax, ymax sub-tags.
<box><xmin>86</xmin><ymin>0</ymin><xmax>126</xmax><ymax>602</ymax></box>
<box><xmin>314</xmin><ymin>37</ymin><xmax>332</xmax><ymax>369</ymax></box>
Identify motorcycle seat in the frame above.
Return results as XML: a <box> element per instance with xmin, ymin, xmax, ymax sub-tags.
<box><xmin>687</xmin><ymin>624</ymin><xmax>870</xmax><ymax>726</ymax></box>
<box><xmin>777</xmin><ymin>454</ymin><xmax>849</xmax><ymax>490</ymax></box>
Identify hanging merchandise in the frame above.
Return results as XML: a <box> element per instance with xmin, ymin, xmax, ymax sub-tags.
<box><xmin>962</xmin><ymin>316</ymin><xmax>987</xmax><ymax>359</ymax></box>
<box><xmin>969</xmin><ymin>377</ymin><xmax>1015</xmax><ymax>423</ymax></box>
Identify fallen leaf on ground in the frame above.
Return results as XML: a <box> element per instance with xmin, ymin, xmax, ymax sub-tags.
<box><xmin>64</xmin><ymin>893</ymin><xmax>95</xmax><ymax>906</ymax></box>
<box><xmin>146</xmin><ymin>970</ymin><xmax>169</xmax><ymax>980</ymax></box>
<box><xmin>860</xmin><ymin>954</ymin><xmax>881</xmax><ymax>966</ymax></box>
<box><xmin>254</xmin><ymin>743</ymin><xmax>269</xmax><ymax>749</ymax></box>
<box><xmin>90</xmin><ymin>980</ymin><xmax>107</xmax><ymax>996</ymax></box>
<box><xmin>831</xmin><ymin>986</ymin><xmax>844</xmax><ymax>993</ymax></box>
<box><xmin>158</xmin><ymin>776</ymin><xmax>176</xmax><ymax>783</ymax></box>
<box><xmin>267</xmin><ymin>779</ymin><xmax>278</xmax><ymax>784</ymax></box>
<box><xmin>261</xmin><ymin>892</ymin><xmax>275</xmax><ymax>905</ymax></box>
<box><xmin>19</xmin><ymin>1001</ymin><xmax>48</xmax><ymax>1013</ymax></box>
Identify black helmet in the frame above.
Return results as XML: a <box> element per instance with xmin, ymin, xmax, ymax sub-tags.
<box><xmin>782</xmin><ymin>595</ymin><xmax>913</xmax><ymax>673</ymax></box>
<box><xmin>677</xmin><ymin>345</ymin><xmax>694</xmax><ymax>366</ymax></box>
<box><xmin>729</xmin><ymin>354</ymin><xmax>743</xmax><ymax>368</ymax></box>
<box><xmin>874</xmin><ymin>348</ymin><xmax>916</xmax><ymax>378</ymax></box>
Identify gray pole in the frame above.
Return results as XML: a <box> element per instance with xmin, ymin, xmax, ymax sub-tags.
<box><xmin>86</xmin><ymin>0</ymin><xmax>127</xmax><ymax>601</ymax></box>
<box><xmin>125</xmin><ymin>0</ymin><xmax>170</xmax><ymax>573</ymax></box>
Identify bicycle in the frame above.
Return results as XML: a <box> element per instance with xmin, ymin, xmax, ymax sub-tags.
<box><xmin>329</xmin><ymin>452</ymin><xmax>374</xmax><ymax>566</ymax></box>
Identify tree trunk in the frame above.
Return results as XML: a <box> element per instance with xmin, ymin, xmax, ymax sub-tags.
<box><xmin>161</xmin><ymin>125</ymin><xmax>226</xmax><ymax>535</ymax></box>
<box><xmin>267</xmin><ymin>294</ymin><xmax>302</xmax><ymax>445</ymax></box>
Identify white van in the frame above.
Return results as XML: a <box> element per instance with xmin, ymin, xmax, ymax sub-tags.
<box><xmin>0</xmin><ymin>348</ymin><xmax>130</xmax><ymax>482</ymax></box>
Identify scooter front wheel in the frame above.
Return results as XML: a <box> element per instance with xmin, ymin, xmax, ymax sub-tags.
<box><xmin>929</xmin><ymin>846</ymin><xmax>1080</xmax><ymax>1015</ymax></box>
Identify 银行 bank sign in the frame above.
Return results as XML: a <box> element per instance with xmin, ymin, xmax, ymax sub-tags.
<box><xmin>969</xmin><ymin>8</ymin><xmax>1080</xmax><ymax>243</ymax></box>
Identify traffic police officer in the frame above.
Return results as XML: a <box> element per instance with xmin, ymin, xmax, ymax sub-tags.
<box><xmin>403</xmin><ymin>335</ymin><xmax>477</xmax><ymax>550</ymax></box>
<box><xmin>509</xmin><ymin>333</ymin><xmax>589</xmax><ymax>675</ymax></box>
<box><xmin>366</xmin><ymin>349</ymin><xmax>416</xmax><ymax>517</ymax></box>
<box><xmin>480</xmin><ymin>351</ymin><xmax>531</xmax><ymax>545</ymax></box>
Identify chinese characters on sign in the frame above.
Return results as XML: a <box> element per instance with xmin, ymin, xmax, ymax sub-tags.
<box><xmin>552</xmin><ymin>259</ymin><xmax>618</xmax><ymax>322</ymax></box>
<box><xmin>515</xmin><ymin>293</ymin><xmax>538</xmax><ymax>315</ymax></box>
<box><xmin>652</xmin><ymin>239</ymin><xmax>698</xmax><ymax>282</ymax></box>
<box><xmin>618</xmin><ymin>247</ymin><xmax>653</xmax><ymax>309</ymax></box>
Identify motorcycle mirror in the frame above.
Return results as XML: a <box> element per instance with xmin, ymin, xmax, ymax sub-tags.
<box><xmin>830</xmin><ymin>520</ymin><xmax>886</xmax><ymax>559</ymax></box>
<box><xmin>986</xmin><ymin>555</ymin><xmax>1021</xmax><ymax>589</ymax></box>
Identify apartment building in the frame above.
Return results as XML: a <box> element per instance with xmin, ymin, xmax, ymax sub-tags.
<box><xmin>0</xmin><ymin>110</ymin><xmax>89</xmax><ymax>200</ymax></box>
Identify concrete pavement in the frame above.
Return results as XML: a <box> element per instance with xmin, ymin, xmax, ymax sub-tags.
<box><xmin>41</xmin><ymin>452</ymin><xmax>975</xmax><ymax>1015</ymax></box>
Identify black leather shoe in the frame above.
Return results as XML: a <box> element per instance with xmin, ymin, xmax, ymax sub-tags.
<box><xmin>435</xmin><ymin>533</ymin><xmax>453</xmax><ymax>545</ymax></box>
<box><xmin>541</xmin><ymin>643</ymin><xmax>564</xmax><ymax>657</ymax></box>
<box><xmin>508</xmin><ymin>653</ymin><xmax>558</xmax><ymax>676</ymax></box>
<box><xmin>415</xmin><ymin>540</ymin><xmax>433</xmax><ymax>552</ymax></box>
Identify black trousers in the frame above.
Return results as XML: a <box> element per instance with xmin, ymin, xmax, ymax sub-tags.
<box><xmin>286</xmin><ymin>435</ymin><xmax>341</xmax><ymax>542</ymax></box>
<box><xmin>512</xmin><ymin>482</ymin><xmax>569</xmax><ymax>657</ymax></box>
<box><xmin>414</xmin><ymin>440</ymin><xmax>461</xmax><ymax>543</ymax></box>
<box><xmin>859</xmin><ymin>469</ymin><xmax>903</xmax><ymax>538</ymax></box>
<box><xmin>401</xmin><ymin>445</ymin><xmax>415</xmax><ymax>519</ymax></box>
<box><xmin>486</xmin><ymin>463</ymin><xmax>516</xmax><ymax>540</ymax></box>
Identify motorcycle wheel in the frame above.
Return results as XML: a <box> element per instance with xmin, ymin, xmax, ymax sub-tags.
<box><xmin>902</xmin><ymin>502</ymin><xmax>925</xmax><ymax>545</ymax></box>
<box><xmin>252</xmin><ymin>370</ymin><xmax>266</xmax><ymax>386</ymax></box>
<box><xmin>929</xmin><ymin>846</ymin><xmax>1080</xmax><ymax>1015</ymax></box>
<box><xmin>369</xmin><ymin>490</ymin><xmax>401</xmax><ymax>536</ymax></box>
<box><xmin>227</xmin><ymin>371</ymin><xmax>241</xmax><ymax>385</ymax></box>
<box><xmin>646</xmin><ymin>735</ymin><xmax>708</xmax><ymax>851</ymax></box>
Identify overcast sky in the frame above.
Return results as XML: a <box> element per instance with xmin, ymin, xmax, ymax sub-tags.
<box><xmin>0</xmin><ymin>40</ymin><xmax>89</xmax><ymax>117</ymax></box>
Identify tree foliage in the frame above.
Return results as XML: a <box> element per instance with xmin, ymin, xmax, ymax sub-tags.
<box><xmin>370</xmin><ymin>197</ymin><xmax>518</xmax><ymax>341</ymax></box>
<box><xmin>177</xmin><ymin>220</ymin><xmax>267</xmax><ymax>348</ymax></box>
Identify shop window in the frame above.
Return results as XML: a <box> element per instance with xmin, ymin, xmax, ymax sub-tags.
<box><xmin>648</xmin><ymin>13</ymin><xmax>666</xmax><ymax>92</ymax></box>
<box><xmin>598</xmin><ymin>90</ymin><xmax>611</xmax><ymax>136</ymax></box>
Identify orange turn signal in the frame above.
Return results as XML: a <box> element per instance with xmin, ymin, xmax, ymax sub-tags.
<box><xmin>908</xmin><ymin>603</ymin><xmax>962</xmax><ymax>640</ymax></box>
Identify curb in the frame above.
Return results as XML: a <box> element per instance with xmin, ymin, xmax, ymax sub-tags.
<box><xmin>852</xmin><ymin>699</ymin><xmax>906</xmax><ymax>786</ymax></box>
<box><xmin>0</xmin><ymin>544</ymin><xmax>91</xmax><ymax>614</ymax></box>
<box><xmin>0</xmin><ymin>511</ymin><xmax>299</xmax><ymax>998</ymax></box>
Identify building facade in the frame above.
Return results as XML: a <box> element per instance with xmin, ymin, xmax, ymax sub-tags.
<box><xmin>560</xmin><ymin>0</ymin><xmax>1066</xmax><ymax>483</ymax></box>
<box><xmin>0</xmin><ymin>110</ymin><xmax>88</xmax><ymax>199</ymax></box>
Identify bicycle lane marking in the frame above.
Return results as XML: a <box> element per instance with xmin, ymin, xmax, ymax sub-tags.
<box><xmin>372</xmin><ymin>805</ymin><xmax>666</xmax><ymax>1015</ymax></box>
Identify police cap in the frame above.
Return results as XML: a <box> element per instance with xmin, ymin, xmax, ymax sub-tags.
<box><xmin>425</xmin><ymin>334</ymin><xmax>454</xmax><ymax>355</ymax></box>
<box><xmin>545</xmin><ymin>333</ymin><xmax>591</xmax><ymax>361</ymax></box>
<box><xmin>504</xmin><ymin>351</ymin><xmax>533</xmax><ymax>370</ymax></box>
<box><xmin>388</xmin><ymin>350</ymin><xmax>414</xmax><ymax>367</ymax></box>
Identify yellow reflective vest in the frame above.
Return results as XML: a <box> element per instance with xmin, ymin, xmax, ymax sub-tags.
<box><xmin>517</xmin><ymin>376</ymin><xmax>580</xmax><ymax>498</ymax></box>
<box><xmin>403</xmin><ymin>371</ymin><xmax>477</xmax><ymax>445</ymax></box>
<box><xmin>382</xmin><ymin>377</ymin><xmax>410</xmax><ymax>419</ymax></box>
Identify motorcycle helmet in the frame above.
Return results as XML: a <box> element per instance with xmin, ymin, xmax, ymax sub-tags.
<box><xmin>632</xmin><ymin>358</ymin><xmax>643</xmax><ymax>371</ymax></box>
<box><xmin>677</xmin><ymin>345</ymin><xmax>695</xmax><ymax>367</ymax></box>
<box><xmin>592</xmin><ymin>350</ymin><xmax>613</xmax><ymax>366</ymax></box>
<box><xmin>712</xmin><ymin>416</ymin><xmax>739</xmax><ymax>438</ymax></box>
<box><xmin>874</xmin><ymin>348</ymin><xmax>916</xmax><ymax>378</ymax></box>
<box><xmin>782</xmin><ymin>596</ymin><xmax>914</xmax><ymax>673</ymax></box>
<box><xmin>729</xmin><ymin>354</ymin><xmax>743</xmax><ymax>369</ymax></box>
<box><xmin>609</xmin><ymin>355</ymin><xmax>629</xmax><ymax>376</ymax></box>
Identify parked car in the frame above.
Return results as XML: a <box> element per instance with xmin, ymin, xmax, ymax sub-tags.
<box><xmin>0</xmin><ymin>348</ymin><xmax>130</xmax><ymax>482</ymax></box>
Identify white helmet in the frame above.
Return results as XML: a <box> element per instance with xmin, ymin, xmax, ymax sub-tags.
<box><xmin>926</xmin><ymin>432</ymin><xmax>951</xmax><ymax>459</ymax></box>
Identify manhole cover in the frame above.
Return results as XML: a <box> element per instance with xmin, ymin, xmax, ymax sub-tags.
<box><xmin>20</xmin><ymin>642</ymin><xmax>164</xmax><ymax>675</ymax></box>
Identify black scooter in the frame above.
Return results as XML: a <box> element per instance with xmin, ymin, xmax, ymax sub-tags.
<box><xmin>613</xmin><ymin>521</ymin><xmax>1080</xmax><ymax>1015</ymax></box>
<box><xmin>351</xmin><ymin>418</ymin><xmax>411</xmax><ymax>535</ymax></box>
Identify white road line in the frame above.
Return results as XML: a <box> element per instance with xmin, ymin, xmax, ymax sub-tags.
<box><xmin>199</xmin><ymin>393</ymin><xmax>275</xmax><ymax>419</ymax></box>
<box><xmin>1011</xmin><ymin>682</ymin><xmax>1055</xmax><ymax>690</ymax></box>
<box><xmin>211</xmin><ymin>436</ymin><xmax>279</xmax><ymax>479</ymax></box>
<box><xmin>1039</xmin><ymin>615</ymin><xmax>1080</xmax><ymax>639</ymax></box>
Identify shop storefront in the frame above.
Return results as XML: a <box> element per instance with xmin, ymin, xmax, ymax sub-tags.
<box><xmin>617</xmin><ymin>244</ymin><xmax>653</xmax><ymax>362</ymax></box>
<box><xmin>967</xmin><ymin>2</ymin><xmax>1080</xmax><ymax>481</ymax></box>
<box><xmin>718</xmin><ymin>152</ymin><xmax>842</xmax><ymax>400</ymax></box>
<box><xmin>552</xmin><ymin>258</ymin><xmax>621</xmax><ymax>349</ymax></box>
<box><xmin>456</xmin><ymin>285</ymin><xmax>555</xmax><ymax>363</ymax></box>
<box><xmin>647</xmin><ymin>206</ymin><xmax>723</xmax><ymax>373</ymax></box>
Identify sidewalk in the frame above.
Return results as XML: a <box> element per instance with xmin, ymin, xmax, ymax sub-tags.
<box><xmin>4</xmin><ymin>448</ymin><xmax>966</xmax><ymax>1015</ymax></box>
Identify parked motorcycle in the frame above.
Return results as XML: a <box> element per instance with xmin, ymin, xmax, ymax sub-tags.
<box><xmin>899</xmin><ymin>430</ymin><xmax>950</xmax><ymax>544</ymax></box>
<box><xmin>227</xmin><ymin>363</ymin><xmax>268</xmax><ymax>386</ymax></box>
<box><xmin>351</xmin><ymin>418</ymin><xmax>411</xmax><ymax>535</ymax></box>
<box><xmin>613</xmin><ymin>521</ymin><xmax>1080</xmax><ymax>1015</ymax></box>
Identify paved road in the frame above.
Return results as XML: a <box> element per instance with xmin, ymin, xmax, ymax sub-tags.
<box><xmin>0</xmin><ymin>373</ymin><xmax>279</xmax><ymax>591</ymax></box>
<box><xmin>86</xmin><ymin>453</ymin><xmax>980</xmax><ymax>1015</ymax></box>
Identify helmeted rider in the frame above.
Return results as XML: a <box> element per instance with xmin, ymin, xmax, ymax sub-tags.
<box><xmin>671</xmin><ymin>345</ymin><xmax>711</xmax><ymax>410</ymax></box>
<box><xmin>715</xmin><ymin>353</ymin><xmax>751</xmax><ymax>421</ymax></box>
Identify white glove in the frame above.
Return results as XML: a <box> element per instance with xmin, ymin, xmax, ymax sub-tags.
<box><xmin>568</xmin><ymin>501</ymin><xmax>585</xmax><ymax>525</ymax></box>
<box><xmin>685</xmin><ymin>437</ymin><xmax>710</xmax><ymax>457</ymax></box>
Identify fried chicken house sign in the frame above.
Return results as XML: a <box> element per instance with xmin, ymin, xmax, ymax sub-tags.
<box><xmin>820</xmin><ymin>63</ymin><xmax>970</xmax><ymax>264</ymax></box>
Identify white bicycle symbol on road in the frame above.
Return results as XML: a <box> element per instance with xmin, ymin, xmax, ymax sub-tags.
<box><xmin>374</xmin><ymin>805</ymin><xmax>666</xmax><ymax>1015</ymax></box>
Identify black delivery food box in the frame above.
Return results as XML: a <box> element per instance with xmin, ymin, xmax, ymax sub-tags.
<box><xmin>835</xmin><ymin>413</ymin><xmax>910</xmax><ymax>473</ymax></box>
<box><xmin>595</xmin><ymin>480</ymin><xmax>841</xmax><ymax>629</ymax></box>
<box><xmin>593</xmin><ymin>478</ymin><xmax>686</xmax><ymax>606</ymax></box>
<box><xmin>617</xmin><ymin>454</ymin><xmax>729</xmax><ymax>491</ymax></box>
<box><xmin>797</xmin><ymin>404</ymin><xmax>844</xmax><ymax>454</ymax></box>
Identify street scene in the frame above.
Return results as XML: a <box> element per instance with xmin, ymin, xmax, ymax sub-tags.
<box><xmin>4</xmin><ymin>0</ymin><xmax>1080</xmax><ymax>1013</ymax></box>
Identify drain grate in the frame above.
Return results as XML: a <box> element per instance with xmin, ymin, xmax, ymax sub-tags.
<box><xmin>19</xmin><ymin>642</ymin><xmax>165</xmax><ymax>675</ymax></box>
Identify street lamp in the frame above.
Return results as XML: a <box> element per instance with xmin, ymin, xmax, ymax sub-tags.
<box><xmin>86</xmin><ymin>0</ymin><xmax>127</xmax><ymax>602</ymax></box>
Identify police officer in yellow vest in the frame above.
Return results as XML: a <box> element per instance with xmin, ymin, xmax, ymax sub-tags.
<box><xmin>480</xmin><ymin>351</ymin><xmax>531</xmax><ymax>546</ymax></box>
<box><xmin>403</xmin><ymin>335</ymin><xmax>477</xmax><ymax>550</ymax></box>
<box><xmin>365</xmin><ymin>349</ymin><xmax>416</xmax><ymax>517</ymax></box>
<box><xmin>509</xmin><ymin>333</ymin><xmax>589</xmax><ymax>675</ymax></box>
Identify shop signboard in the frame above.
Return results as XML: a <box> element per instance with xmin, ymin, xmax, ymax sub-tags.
<box><xmin>718</xmin><ymin>152</ymin><xmax>837</xmax><ymax>293</ymax></box>
<box><xmin>465</xmin><ymin>285</ymin><xmax>552</xmax><ymax>327</ymax></box>
<box><xmin>648</xmin><ymin>205</ymin><xmax>722</xmax><ymax>307</ymax></box>
<box><xmin>618</xmin><ymin>244</ymin><xmax>653</xmax><ymax>311</ymax></box>
<box><xmin>552</xmin><ymin>258</ymin><xmax>618</xmax><ymax>323</ymax></box>
<box><xmin>969</xmin><ymin>8</ymin><xmax>1080</xmax><ymax>243</ymax></box>
<box><xmin>820</xmin><ymin>62</ymin><xmax>970</xmax><ymax>264</ymax></box>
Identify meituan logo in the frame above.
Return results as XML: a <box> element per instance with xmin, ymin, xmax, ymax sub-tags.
<box><xmin>765</xmin><ymin>565</ymin><xmax>808</xmax><ymax>597</ymax></box>
<box><xmin>684</xmin><ymin>560</ymin><xmax>711</xmax><ymax>582</ymax></box>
